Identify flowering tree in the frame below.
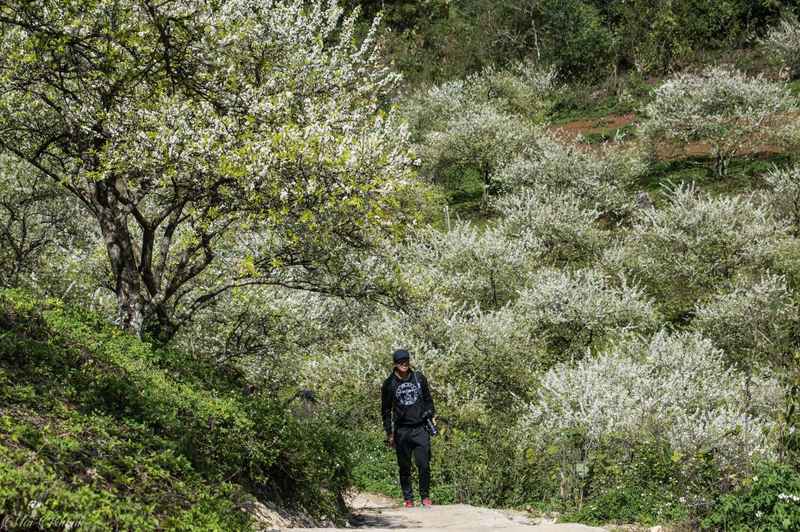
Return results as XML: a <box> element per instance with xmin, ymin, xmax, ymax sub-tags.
<box><xmin>640</xmin><ymin>67</ymin><xmax>795</xmax><ymax>176</ymax></box>
<box><xmin>402</xmin><ymin>62</ymin><xmax>558</xmax><ymax>137</ymax></box>
<box><xmin>493</xmin><ymin>188</ymin><xmax>607</xmax><ymax>266</ymax></box>
<box><xmin>494</xmin><ymin>132</ymin><xmax>646</xmax><ymax>217</ymax></box>
<box><xmin>692</xmin><ymin>274</ymin><xmax>798</xmax><ymax>373</ymax></box>
<box><xmin>0</xmin><ymin>0</ymin><xmax>414</xmax><ymax>341</ymax></box>
<box><xmin>417</xmin><ymin>102</ymin><xmax>537</xmax><ymax>202</ymax></box>
<box><xmin>403</xmin><ymin>222</ymin><xmax>534</xmax><ymax>309</ymax></box>
<box><xmin>605</xmin><ymin>184</ymin><xmax>787</xmax><ymax>318</ymax></box>
<box><xmin>763</xmin><ymin>14</ymin><xmax>800</xmax><ymax>80</ymax></box>
<box><xmin>522</xmin><ymin>331</ymin><xmax>779</xmax><ymax>473</ymax></box>
<box><xmin>404</xmin><ymin>63</ymin><xmax>560</xmax><ymax>204</ymax></box>
<box><xmin>765</xmin><ymin>164</ymin><xmax>800</xmax><ymax>236</ymax></box>
<box><xmin>511</xmin><ymin>267</ymin><xmax>659</xmax><ymax>365</ymax></box>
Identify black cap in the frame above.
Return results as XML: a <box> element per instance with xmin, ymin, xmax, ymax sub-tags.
<box><xmin>392</xmin><ymin>349</ymin><xmax>410</xmax><ymax>363</ymax></box>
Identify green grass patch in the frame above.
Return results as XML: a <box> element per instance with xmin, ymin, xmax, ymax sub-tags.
<box><xmin>0</xmin><ymin>290</ymin><xmax>352</xmax><ymax>529</ymax></box>
<box><xmin>548</xmin><ymin>90</ymin><xmax>627</xmax><ymax>125</ymax></box>
<box><xmin>431</xmin><ymin>168</ymin><xmax>497</xmax><ymax>229</ymax></box>
<box><xmin>350</xmin><ymin>431</ymin><xmax>404</xmax><ymax>499</ymax></box>
<box><xmin>579</xmin><ymin>123</ymin><xmax>637</xmax><ymax>144</ymax></box>
<box><xmin>349</xmin><ymin>430</ymin><xmax>457</xmax><ymax>504</ymax></box>
<box><xmin>636</xmin><ymin>153</ymin><xmax>795</xmax><ymax>202</ymax></box>
<box><xmin>547</xmin><ymin>73</ymin><xmax>654</xmax><ymax>125</ymax></box>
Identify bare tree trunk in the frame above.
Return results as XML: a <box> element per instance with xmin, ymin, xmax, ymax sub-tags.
<box><xmin>92</xmin><ymin>179</ymin><xmax>146</xmax><ymax>337</ymax></box>
<box><xmin>713</xmin><ymin>149</ymin><xmax>728</xmax><ymax>177</ymax></box>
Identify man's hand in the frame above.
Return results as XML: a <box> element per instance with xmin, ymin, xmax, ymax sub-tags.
<box><xmin>386</xmin><ymin>433</ymin><xmax>395</xmax><ymax>448</ymax></box>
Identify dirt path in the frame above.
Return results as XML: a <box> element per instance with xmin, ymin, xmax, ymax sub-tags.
<box><xmin>284</xmin><ymin>492</ymin><xmax>608</xmax><ymax>531</ymax></box>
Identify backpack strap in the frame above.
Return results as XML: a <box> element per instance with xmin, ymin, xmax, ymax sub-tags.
<box><xmin>412</xmin><ymin>371</ymin><xmax>422</xmax><ymax>393</ymax></box>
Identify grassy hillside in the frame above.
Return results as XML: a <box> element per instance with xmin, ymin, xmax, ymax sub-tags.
<box><xmin>0</xmin><ymin>290</ymin><xmax>350</xmax><ymax>530</ymax></box>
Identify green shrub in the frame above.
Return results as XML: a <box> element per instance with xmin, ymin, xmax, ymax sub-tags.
<box><xmin>703</xmin><ymin>461</ymin><xmax>800</xmax><ymax>531</ymax></box>
<box><xmin>564</xmin><ymin>437</ymin><xmax>694</xmax><ymax>525</ymax></box>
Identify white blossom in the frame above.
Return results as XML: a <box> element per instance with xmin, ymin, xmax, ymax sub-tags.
<box><xmin>764</xmin><ymin>163</ymin><xmax>800</xmax><ymax>234</ymax></box>
<box><xmin>521</xmin><ymin>331</ymin><xmax>780</xmax><ymax>470</ymax></box>
<box><xmin>511</xmin><ymin>268</ymin><xmax>659</xmax><ymax>362</ymax></box>
<box><xmin>493</xmin><ymin>187</ymin><xmax>607</xmax><ymax>265</ymax></box>
<box><xmin>494</xmin><ymin>132</ymin><xmax>647</xmax><ymax>216</ymax></box>
<box><xmin>403</xmin><ymin>222</ymin><xmax>536</xmax><ymax>309</ymax></box>
<box><xmin>691</xmin><ymin>273</ymin><xmax>798</xmax><ymax>369</ymax></box>
<box><xmin>605</xmin><ymin>183</ymin><xmax>788</xmax><ymax>314</ymax></box>
<box><xmin>762</xmin><ymin>14</ymin><xmax>800</xmax><ymax>79</ymax></box>
<box><xmin>640</xmin><ymin>67</ymin><xmax>796</xmax><ymax>176</ymax></box>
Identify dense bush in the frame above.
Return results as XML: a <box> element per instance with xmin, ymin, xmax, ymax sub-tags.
<box><xmin>691</xmin><ymin>274</ymin><xmax>798</xmax><ymax>372</ymax></box>
<box><xmin>605</xmin><ymin>184</ymin><xmax>788</xmax><ymax>320</ymax></box>
<box><xmin>517</xmin><ymin>330</ymin><xmax>781</xmax><ymax>524</ymax></box>
<box><xmin>495</xmin><ymin>133</ymin><xmax>646</xmax><ymax>217</ymax></box>
<box><xmin>765</xmin><ymin>163</ymin><xmax>800</xmax><ymax>235</ymax></box>
<box><xmin>510</xmin><ymin>268</ymin><xmax>659</xmax><ymax>366</ymax></box>
<box><xmin>703</xmin><ymin>461</ymin><xmax>800</xmax><ymax>531</ymax></box>
<box><xmin>417</xmin><ymin>103</ymin><xmax>536</xmax><ymax>199</ymax></box>
<box><xmin>560</xmin><ymin>437</ymin><xmax>691</xmax><ymax>525</ymax></box>
<box><xmin>521</xmin><ymin>331</ymin><xmax>779</xmax><ymax>468</ymax></box>
<box><xmin>402</xmin><ymin>63</ymin><xmax>559</xmax><ymax>136</ymax></box>
<box><xmin>763</xmin><ymin>14</ymin><xmax>800</xmax><ymax>80</ymax></box>
<box><xmin>493</xmin><ymin>188</ymin><xmax>608</xmax><ymax>266</ymax></box>
<box><xmin>403</xmin><ymin>223</ymin><xmax>533</xmax><ymax>309</ymax></box>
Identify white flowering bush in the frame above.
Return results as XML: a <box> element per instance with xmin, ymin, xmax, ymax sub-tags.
<box><xmin>493</xmin><ymin>188</ymin><xmax>608</xmax><ymax>266</ymax></box>
<box><xmin>521</xmin><ymin>331</ymin><xmax>780</xmax><ymax>471</ymax></box>
<box><xmin>417</xmin><ymin>102</ymin><xmax>538</xmax><ymax>198</ymax></box>
<box><xmin>605</xmin><ymin>184</ymin><xmax>788</xmax><ymax>318</ymax></box>
<box><xmin>762</xmin><ymin>14</ymin><xmax>800</xmax><ymax>79</ymax></box>
<box><xmin>472</xmin><ymin>62</ymin><xmax>560</xmax><ymax>119</ymax></box>
<box><xmin>511</xmin><ymin>268</ymin><xmax>659</xmax><ymax>365</ymax></box>
<box><xmin>402</xmin><ymin>222</ymin><xmax>536</xmax><ymax>309</ymax></box>
<box><xmin>402</xmin><ymin>79</ymin><xmax>472</xmax><ymax>138</ymax></box>
<box><xmin>445</xmin><ymin>306</ymin><xmax>545</xmax><ymax>414</ymax></box>
<box><xmin>405</xmin><ymin>62</ymin><xmax>560</xmax><ymax>201</ymax></box>
<box><xmin>640</xmin><ymin>67</ymin><xmax>796</xmax><ymax>176</ymax></box>
<box><xmin>765</xmin><ymin>163</ymin><xmax>800</xmax><ymax>235</ymax></box>
<box><xmin>691</xmin><ymin>274</ymin><xmax>798</xmax><ymax>371</ymax></box>
<box><xmin>402</xmin><ymin>62</ymin><xmax>558</xmax><ymax>136</ymax></box>
<box><xmin>494</xmin><ymin>132</ymin><xmax>647</xmax><ymax>216</ymax></box>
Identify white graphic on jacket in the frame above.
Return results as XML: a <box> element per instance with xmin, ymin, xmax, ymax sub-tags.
<box><xmin>395</xmin><ymin>381</ymin><xmax>420</xmax><ymax>406</ymax></box>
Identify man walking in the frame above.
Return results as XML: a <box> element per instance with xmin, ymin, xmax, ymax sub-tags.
<box><xmin>381</xmin><ymin>349</ymin><xmax>436</xmax><ymax>508</ymax></box>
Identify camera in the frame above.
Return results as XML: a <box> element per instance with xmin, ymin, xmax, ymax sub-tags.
<box><xmin>423</xmin><ymin>414</ymin><xmax>438</xmax><ymax>437</ymax></box>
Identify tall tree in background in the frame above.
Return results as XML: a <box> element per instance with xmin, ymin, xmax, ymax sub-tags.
<box><xmin>0</xmin><ymin>0</ymin><xmax>414</xmax><ymax>343</ymax></box>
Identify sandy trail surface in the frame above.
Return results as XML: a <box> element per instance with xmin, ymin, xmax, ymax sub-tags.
<box><xmin>284</xmin><ymin>492</ymin><xmax>607</xmax><ymax>532</ymax></box>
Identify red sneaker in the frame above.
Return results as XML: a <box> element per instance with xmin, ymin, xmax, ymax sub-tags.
<box><xmin>422</xmin><ymin>498</ymin><xmax>432</xmax><ymax>508</ymax></box>
<box><xmin>404</xmin><ymin>500</ymin><xmax>414</xmax><ymax>508</ymax></box>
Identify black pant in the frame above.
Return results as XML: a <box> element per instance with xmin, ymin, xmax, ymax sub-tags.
<box><xmin>395</xmin><ymin>425</ymin><xmax>431</xmax><ymax>501</ymax></box>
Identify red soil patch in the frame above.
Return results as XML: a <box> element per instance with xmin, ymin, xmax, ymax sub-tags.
<box><xmin>550</xmin><ymin>111</ymin><xmax>791</xmax><ymax>160</ymax></box>
<box><xmin>551</xmin><ymin>113</ymin><xmax>637</xmax><ymax>141</ymax></box>
<box><xmin>656</xmin><ymin>138</ymin><xmax>785</xmax><ymax>161</ymax></box>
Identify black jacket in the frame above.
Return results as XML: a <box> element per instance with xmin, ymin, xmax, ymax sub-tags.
<box><xmin>381</xmin><ymin>369</ymin><xmax>435</xmax><ymax>435</ymax></box>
